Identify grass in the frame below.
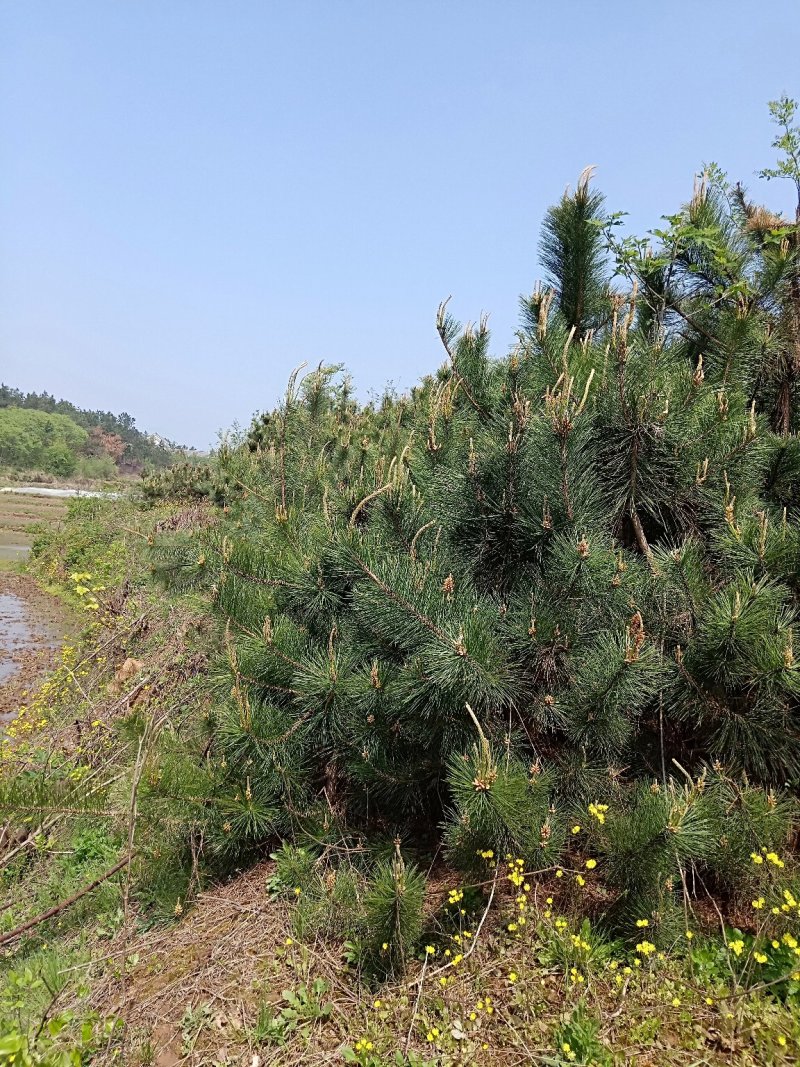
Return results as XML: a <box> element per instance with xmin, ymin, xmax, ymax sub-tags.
<box><xmin>5</xmin><ymin>852</ymin><xmax>798</xmax><ymax>1066</ymax></box>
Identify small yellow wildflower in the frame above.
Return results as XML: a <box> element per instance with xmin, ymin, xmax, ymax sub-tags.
<box><xmin>636</xmin><ymin>918</ymin><xmax>649</xmax><ymax>927</ymax></box>
<box><xmin>585</xmin><ymin>858</ymin><xmax>597</xmax><ymax>870</ymax></box>
<box><xmin>508</xmin><ymin>971</ymin><xmax>518</xmax><ymax>983</ymax></box>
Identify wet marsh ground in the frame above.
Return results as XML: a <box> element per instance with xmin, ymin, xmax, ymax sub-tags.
<box><xmin>0</xmin><ymin>489</ymin><xmax>74</xmax><ymax>716</ymax></box>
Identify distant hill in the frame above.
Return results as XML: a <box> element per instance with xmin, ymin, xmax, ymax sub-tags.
<box><xmin>0</xmin><ymin>384</ymin><xmax>192</xmax><ymax>478</ymax></box>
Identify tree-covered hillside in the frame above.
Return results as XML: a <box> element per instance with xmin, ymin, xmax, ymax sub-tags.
<box><xmin>0</xmin><ymin>407</ymin><xmax>89</xmax><ymax>476</ymax></box>
<box><xmin>0</xmin><ymin>384</ymin><xmax>185</xmax><ymax>474</ymax></box>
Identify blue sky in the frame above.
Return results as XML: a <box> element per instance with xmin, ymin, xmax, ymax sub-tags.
<box><xmin>2</xmin><ymin>1</ymin><xmax>799</xmax><ymax>448</ymax></box>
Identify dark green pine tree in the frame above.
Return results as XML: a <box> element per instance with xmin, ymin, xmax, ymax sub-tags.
<box><xmin>151</xmin><ymin>106</ymin><xmax>799</xmax><ymax>928</ymax></box>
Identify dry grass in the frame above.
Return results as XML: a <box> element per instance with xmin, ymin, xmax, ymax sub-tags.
<box><xmin>62</xmin><ymin>861</ymin><xmax>800</xmax><ymax>1067</ymax></box>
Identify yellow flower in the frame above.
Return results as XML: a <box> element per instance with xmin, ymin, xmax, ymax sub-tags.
<box><xmin>778</xmin><ymin>1036</ymin><xmax>787</xmax><ymax>1047</ymax></box>
<box><xmin>284</xmin><ymin>938</ymin><xmax>293</xmax><ymax>946</ymax></box>
<box><xmin>672</xmin><ymin>997</ymin><xmax>681</xmax><ymax>1007</ymax></box>
<box><xmin>425</xmin><ymin>945</ymin><xmax>435</xmax><ymax>955</ymax></box>
<box><xmin>685</xmin><ymin>930</ymin><xmax>693</xmax><ymax>940</ymax></box>
<box><xmin>585</xmin><ymin>858</ymin><xmax>597</xmax><ymax>870</ymax></box>
<box><xmin>705</xmin><ymin>997</ymin><xmax>714</xmax><ymax>1005</ymax></box>
<box><xmin>636</xmin><ymin>940</ymin><xmax>656</xmax><ymax>956</ymax></box>
<box><xmin>556</xmin><ymin>868</ymin><xmax>563</xmax><ymax>878</ymax></box>
<box><xmin>508</xmin><ymin>971</ymin><xmax>518</xmax><ymax>983</ymax></box>
<box><xmin>381</xmin><ymin>942</ymin><xmax>389</xmax><ymax>950</ymax></box>
<box><xmin>729</xmin><ymin>939</ymin><xmax>745</xmax><ymax>956</ymax></box>
<box><xmin>373</xmin><ymin>1000</ymin><xmax>382</xmax><ymax>1008</ymax></box>
<box><xmin>636</xmin><ymin>918</ymin><xmax>649</xmax><ymax>927</ymax></box>
<box><xmin>750</xmin><ymin>852</ymin><xmax>764</xmax><ymax>865</ymax></box>
<box><xmin>571</xmin><ymin>825</ymin><xmax>581</xmax><ymax>834</ymax></box>
<box><xmin>755</xmin><ymin>952</ymin><xmax>768</xmax><ymax>964</ymax></box>
<box><xmin>752</xmin><ymin>897</ymin><xmax>765</xmax><ymax>910</ymax></box>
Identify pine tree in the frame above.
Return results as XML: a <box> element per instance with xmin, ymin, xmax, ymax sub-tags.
<box><xmin>152</xmin><ymin>102</ymin><xmax>800</xmax><ymax>928</ymax></box>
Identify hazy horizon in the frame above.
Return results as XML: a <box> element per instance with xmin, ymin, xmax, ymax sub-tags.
<box><xmin>3</xmin><ymin>1</ymin><xmax>799</xmax><ymax>448</ymax></box>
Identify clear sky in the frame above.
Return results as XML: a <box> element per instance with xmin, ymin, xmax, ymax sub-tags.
<box><xmin>2</xmin><ymin>1</ymin><xmax>799</xmax><ymax>448</ymax></box>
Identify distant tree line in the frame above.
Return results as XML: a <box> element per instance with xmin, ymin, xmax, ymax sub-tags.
<box><xmin>0</xmin><ymin>384</ymin><xmax>184</xmax><ymax>473</ymax></box>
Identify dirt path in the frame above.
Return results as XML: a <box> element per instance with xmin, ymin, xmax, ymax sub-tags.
<box><xmin>0</xmin><ymin>571</ymin><xmax>74</xmax><ymax>719</ymax></box>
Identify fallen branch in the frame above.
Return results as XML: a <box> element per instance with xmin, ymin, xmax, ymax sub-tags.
<box><xmin>0</xmin><ymin>854</ymin><xmax>131</xmax><ymax>948</ymax></box>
